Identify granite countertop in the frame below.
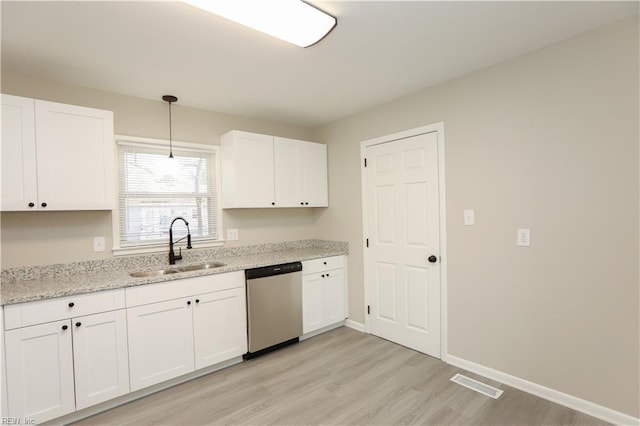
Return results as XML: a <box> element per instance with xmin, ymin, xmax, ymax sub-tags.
<box><xmin>0</xmin><ymin>240</ymin><xmax>347</xmax><ymax>305</ymax></box>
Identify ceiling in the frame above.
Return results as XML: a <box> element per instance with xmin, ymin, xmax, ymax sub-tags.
<box><xmin>1</xmin><ymin>1</ymin><xmax>638</xmax><ymax>128</ymax></box>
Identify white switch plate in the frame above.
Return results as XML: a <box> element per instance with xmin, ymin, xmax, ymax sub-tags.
<box><xmin>227</xmin><ymin>228</ymin><xmax>239</xmax><ymax>241</ymax></box>
<box><xmin>517</xmin><ymin>228</ymin><xmax>531</xmax><ymax>247</ymax></box>
<box><xmin>464</xmin><ymin>209</ymin><xmax>475</xmax><ymax>226</ymax></box>
<box><xmin>93</xmin><ymin>236</ymin><xmax>106</xmax><ymax>252</ymax></box>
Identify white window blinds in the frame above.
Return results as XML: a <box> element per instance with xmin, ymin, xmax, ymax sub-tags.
<box><xmin>117</xmin><ymin>140</ymin><xmax>219</xmax><ymax>248</ymax></box>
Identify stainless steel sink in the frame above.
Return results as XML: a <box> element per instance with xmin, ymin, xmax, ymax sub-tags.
<box><xmin>129</xmin><ymin>262</ymin><xmax>226</xmax><ymax>278</ymax></box>
<box><xmin>178</xmin><ymin>262</ymin><xmax>226</xmax><ymax>272</ymax></box>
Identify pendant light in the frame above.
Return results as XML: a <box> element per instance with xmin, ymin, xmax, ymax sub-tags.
<box><xmin>162</xmin><ymin>95</ymin><xmax>178</xmax><ymax>158</ymax></box>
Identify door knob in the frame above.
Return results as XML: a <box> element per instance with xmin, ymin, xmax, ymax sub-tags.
<box><xmin>428</xmin><ymin>255</ymin><xmax>438</xmax><ymax>263</ymax></box>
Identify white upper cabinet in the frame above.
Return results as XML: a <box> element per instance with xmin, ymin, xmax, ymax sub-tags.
<box><xmin>274</xmin><ymin>137</ymin><xmax>304</xmax><ymax>207</ymax></box>
<box><xmin>221</xmin><ymin>131</ymin><xmax>275</xmax><ymax>208</ymax></box>
<box><xmin>221</xmin><ymin>130</ymin><xmax>328</xmax><ymax>208</ymax></box>
<box><xmin>1</xmin><ymin>94</ymin><xmax>115</xmax><ymax>211</ymax></box>
<box><xmin>274</xmin><ymin>137</ymin><xmax>328</xmax><ymax>207</ymax></box>
<box><xmin>301</xmin><ymin>140</ymin><xmax>328</xmax><ymax>207</ymax></box>
<box><xmin>1</xmin><ymin>95</ymin><xmax>38</xmax><ymax>211</ymax></box>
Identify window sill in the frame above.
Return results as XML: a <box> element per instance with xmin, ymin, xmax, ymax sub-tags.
<box><xmin>112</xmin><ymin>240</ymin><xmax>225</xmax><ymax>257</ymax></box>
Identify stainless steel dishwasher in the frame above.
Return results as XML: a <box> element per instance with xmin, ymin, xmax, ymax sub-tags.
<box><xmin>245</xmin><ymin>262</ymin><xmax>303</xmax><ymax>358</ymax></box>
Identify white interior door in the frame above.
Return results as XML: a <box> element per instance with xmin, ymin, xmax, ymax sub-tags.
<box><xmin>364</xmin><ymin>131</ymin><xmax>441</xmax><ymax>357</ymax></box>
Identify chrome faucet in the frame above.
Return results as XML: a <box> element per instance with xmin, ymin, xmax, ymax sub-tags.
<box><xmin>169</xmin><ymin>216</ymin><xmax>192</xmax><ymax>265</ymax></box>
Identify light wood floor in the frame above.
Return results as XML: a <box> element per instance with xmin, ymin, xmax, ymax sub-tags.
<box><xmin>74</xmin><ymin>327</ymin><xmax>607</xmax><ymax>426</ymax></box>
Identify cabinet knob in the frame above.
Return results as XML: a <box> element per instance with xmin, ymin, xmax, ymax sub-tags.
<box><xmin>323</xmin><ymin>261</ymin><xmax>327</xmax><ymax>265</ymax></box>
<box><xmin>62</xmin><ymin>325</ymin><xmax>68</xmax><ymax>330</ymax></box>
<box><xmin>28</xmin><ymin>202</ymin><xmax>35</xmax><ymax>208</ymax></box>
<box><xmin>187</xmin><ymin>300</ymin><xmax>191</xmax><ymax>305</ymax></box>
<box><xmin>428</xmin><ymin>255</ymin><xmax>438</xmax><ymax>263</ymax></box>
<box><xmin>68</xmin><ymin>302</ymin><xmax>75</xmax><ymax>308</ymax></box>
<box><xmin>271</xmin><ymin>202</ymin><xmax>275</xmax><ymax>206</ymax></box>
<box><xmin>321</xmin><ymin>274</ymin><xmax>325</xmax><ymax>278</ymax></box>
<box><xmin>326</xmin><ymin>273</ymin><xmax>330</xmax><ymax>277</ymax></box>
<box><xmin>41</xmin><ymin>202</ymin><xmax>48</xmax><ymax>208</ymax></box>
<box><xmin>300</xmin><ymin>202</ymin><xmax>304</xmax><ymax>205</ymax></box>
<box><xmin>195</xmin><ymin>299</ymin><xmax>200</xmax><ymax>304</ymax></box>
<box><xmin>305</xmin><ymin>202</ymin><xmax>309</xmax><ymax>205</ymax></box>
<box><xmin>75</xmin><ymin>322</ymin><xmax>82</xmax><ymax>327</ymax></box>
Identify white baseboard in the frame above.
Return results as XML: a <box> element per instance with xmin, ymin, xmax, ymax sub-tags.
<box><xmin>345</xmin><ymin>318</ymin><xmax>365</xmax><ymax>332</ymax></box>
<box><xmin>446</xmin><ymin>354</ymin><xmax>639</xmax><ymax>426</ymax></box>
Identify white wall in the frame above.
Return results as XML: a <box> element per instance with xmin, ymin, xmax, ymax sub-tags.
<box><xmin>312</xmin><ymin>17</ymin><xmax>639</xmax><ymax>418</ymax></box>
<box><xmin>0</xmin><ymin>72</ymin><xmax>319</xmax><ymax>267</ymax></box>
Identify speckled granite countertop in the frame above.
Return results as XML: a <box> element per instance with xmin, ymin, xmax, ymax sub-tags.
<box><xmin>0</xmin><ymin>240</ymin><xmax>348</xmax><ymax>305</ymax></box>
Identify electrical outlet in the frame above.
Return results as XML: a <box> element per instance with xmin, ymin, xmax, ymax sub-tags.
<box><xmin>227</xmin><ymin>228</ymin><xmax>239</xmax><ymax>241</ymax></box>
<box><xmin>464</xmin><ymin>209</ymin><xmax>475</xmax><ymax>226</ymax></box>
<box><xmin>93</xmin><ymin>236</ymin><xmax>106</xmax><ymax>252</ymax></box>
<box><xmin>517</xmin><ymin>228</ymin><xmax>531</xmax><ymax>247</ymax></box>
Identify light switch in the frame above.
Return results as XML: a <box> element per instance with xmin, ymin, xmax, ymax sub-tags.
<box><xmin>93</xmin><ymin>236</ymin><xmax>106</xmax><ymax>252</ymax></box>
<box><xmin>517</xmin><ymin>228</ymin><xmax>531</xmax><ymax>247</ymax></box>
<box><xmin>227</xmin><ymin>228</ymin><xmax>239</xmax><ymax>241</ymax></box>
<box><xmin>464</xmin><ymin>209</ymin><xmax>475</xmax><ymax>226</ymax></box>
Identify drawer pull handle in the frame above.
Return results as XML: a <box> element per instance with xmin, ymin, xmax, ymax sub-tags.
<box><xmin>68</xmin><ymin>302</ymin><xmax>75</xmax><ymax>308</ymax></box>
<box><xmin>62</xmin><ymin>325</ymin><xmax>68</xmax><ymax>330</ymax></box>
<box><xmin>75</xmin><ymin>322</ymin><xmax>82</xmax><ymax>327</ymax></box>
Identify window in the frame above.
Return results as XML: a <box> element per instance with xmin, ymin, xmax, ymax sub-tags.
<box><xmin>113</xmin><ymin>136</ymin><xmax>222</xmax><ymax>254</ymax></box>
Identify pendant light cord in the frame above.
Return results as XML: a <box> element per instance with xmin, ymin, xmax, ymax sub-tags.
<box><xmin>163</xmin><ymin>95</ymin><xmax>178</xmax><ymax>159</ymax></box>
<box><xmin>168</xmin><ymin>101</ymin><xmax>174</xmax><ymax>158</ymax></box>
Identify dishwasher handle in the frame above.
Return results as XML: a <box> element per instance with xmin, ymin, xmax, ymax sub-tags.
<box><xmin>245</xmin><ymin>262</ymin><xmax>302</xmax><ymax>279</ymax></box>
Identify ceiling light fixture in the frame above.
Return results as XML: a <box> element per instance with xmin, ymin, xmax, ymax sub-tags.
<box><xmin>162</xmin><ymin>95</ymin><xmax>177</xmax><ymax>158</ymax></box>
<box><xmin>182</xmin><ymin>0</ymin><xmax>336</xmax><ymax>48</ymax></box>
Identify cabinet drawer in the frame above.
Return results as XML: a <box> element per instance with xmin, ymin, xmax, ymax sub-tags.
<box><xmin>126</xmin><ymin>271</ymin><xmax>244</xmax><ymax>307</ymax></box>
<box><xmin>302</xmin><ymin>255</ymin><xmax>344</xmax><ymax>275</ymax></box>
<box><xmin>4</xmin><ymin>289</ymin><xmax>125</xmax><ymax>330</ymax></box>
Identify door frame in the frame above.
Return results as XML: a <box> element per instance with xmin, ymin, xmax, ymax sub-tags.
<box><xmin>360</xmin><ymin>122</ymin><xmax>448</xmax><ymax>361</ymax></box>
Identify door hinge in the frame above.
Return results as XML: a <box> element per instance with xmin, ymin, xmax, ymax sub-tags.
<box><xmin>364</xmin><ymin>158</ymin><xmax>367</xmax><ymax>167</ymax></box>
<box><xmin>367</xmin><ymin>305</ymin><xmax>371</xmax><ymax>315</ymax></box>
<box><xmin>366</xmin><ymin>238</ymin><xmax>369</xmax><ymax>247</ymax></box>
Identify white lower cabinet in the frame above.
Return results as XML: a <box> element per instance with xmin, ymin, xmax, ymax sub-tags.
<box><xmin>125</xmin><ymin>271</ymin><xmax>247</xmax><ymax>392</ymax></box>
<box><xmin>127</xmin><ymin>298</ymin><xmax>195</xmax><ymax>391</ymax></box>
<box><xmin>3</xmin><ymin>307</ymin><xmax>129</xmax><ymax>423</ymax></box>
<box><xmin>193</xmin><ymin>287</ymin><xmax>247</xmax><ymax>369</ymax></box>
<box><xmin>4</xmin><ymin>320</ymin><xmax>75</xmax><ymax>423</ymax></box>
<box><xmin>73</xmin><ymin>310</ymin><xmax>129</xmax><ymax>410</ymax></box>
<box><xmin>302</xmin><ymin>256</ymin><xmax>347</xmax><ymax>334</ymax></box>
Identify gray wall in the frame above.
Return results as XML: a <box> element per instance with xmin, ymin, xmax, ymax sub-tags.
<box><xmin>0</xmin><ymin>72</ymin><xmax>320</xmax><ymax>267</ymax></box>
<box><xmin>312</xmin><ymin>17</ymin><xmax>639</xmax><ymax>418</ymax></box>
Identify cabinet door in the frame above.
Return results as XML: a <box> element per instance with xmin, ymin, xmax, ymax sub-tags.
<box><xmin>34</xmin><ymin>100</ymin><xmax>114</xmax><ymax>210</ymax></box>
<box><xmin>1</xmin><ymin>94</ymin><xmax>38</xmax><ymax>211</ymax></box>
<box><xmin>73</xmin><ymin>310</ymin><xmax>129</xmax><ymax>410</ymax></box>
<box><xmin>4</xmin><ymin>321</ymin><xmax>75</xmax><ymax>423</ymax></box>
<box><xmin>274</xmin><ymin>137</ymin><xmax>304</xmax><ymax>207</ymax></box>
<box><xmin>324</xmin><ymin>268</ymin><xmax>346</xmax><ymax>325</ymax></box>
<box><xmin>302</xmin><ymin>142</ymin><xmax>328</xmax><ymax>207</ymax></box>
<box><xmin>127</xmin><ymin>298</ymin><xmax>195</xmax><ymax>391</ymax></box>
<box><xmin>221</xmin><ymin>131</ymin><xmax>274</xmax><ymax>208</ymax></box>
<box><xmin>302</xmin><ymin>273</ymin><xmax>325</xmax><ymax>334</ymax></box>
<box><xmin>193</xmin><ymin>287</ymin><xmax>247</xmax><ymax>369</ymax></box>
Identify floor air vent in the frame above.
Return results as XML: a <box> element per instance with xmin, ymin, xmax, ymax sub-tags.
<box><xmin>450</xmin><ymin>373</ymin><xmax>504</xmax><ymax>399</ymax></box>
